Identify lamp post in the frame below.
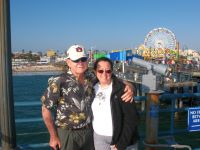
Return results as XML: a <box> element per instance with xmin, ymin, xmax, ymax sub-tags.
<box><xmin>90</xmin><ymin>46</ymin><xmax>94</xmax><ymax>62</ymax></box>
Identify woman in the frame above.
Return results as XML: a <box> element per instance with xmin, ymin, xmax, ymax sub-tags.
<box><xmin>92</xmin><ymin>57</ymin><xmax>139</xmax><ymax>150</ymax></box>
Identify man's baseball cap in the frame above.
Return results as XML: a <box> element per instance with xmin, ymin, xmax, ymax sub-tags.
<box><xmin>66</xmin><ymin>44</ymin><xmax>87</xmax><ymax>61</ymax></box>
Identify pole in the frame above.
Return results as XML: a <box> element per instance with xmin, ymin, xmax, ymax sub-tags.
<box><xmin>0</xmin><ymin>0</ymin><xmax>17</xmax><ymax>149</ymax></box>
<box><xmin>145</xmin><ymin>91</ymin><xmax>163</xmax><ymax>150</ymax></box>
<box><xmin>122</xmin><ymin>49</ymin><xmax>125</xmax><ymax>73</ymax></box>
<box><xmin>176</xmin><ymin>41</ymin><xmax>180</xmax><ymax>62</ymax></box>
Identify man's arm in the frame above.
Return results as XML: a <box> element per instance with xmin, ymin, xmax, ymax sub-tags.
<box><xmin>121</xmin><ymin>80</ymin><xmax>135</xmax><ymax>102</ymax></box>
<box><xmin>42</xmin><ymin>106</ymin><xmax>61</xmax><ymax>150</ymax></box>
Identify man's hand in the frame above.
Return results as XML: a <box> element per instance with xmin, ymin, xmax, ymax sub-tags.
<box><xmin>50</xmin><ymin>135</ymin><xmax>61</xmax><ymax>150</ymax></box>
<box><xmin>121</xmin><ymin>81</ymin><xmax>135</xmax><ymax>102</ymax></box>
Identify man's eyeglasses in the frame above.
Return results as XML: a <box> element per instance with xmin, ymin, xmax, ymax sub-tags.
<box><xmin>97</xmin><ymin>69</ymin><xmax>112</xmax><ymax>74</ymax></box>
<box><xmin>72</xmin><ymin>57</ymin><xmax>88</xmax><ymax>63</ymax></box>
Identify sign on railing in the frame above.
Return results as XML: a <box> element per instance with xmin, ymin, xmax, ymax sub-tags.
<box><xmin>188</xmin><ymin>107</ymin><xmax>200</xmax><ymax>131</ymax></box>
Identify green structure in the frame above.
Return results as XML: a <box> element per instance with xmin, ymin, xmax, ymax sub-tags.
<box><xmin>93</xmin><ymin>53</ymin><xmax>106</xmax><ymax>59</ymax></box>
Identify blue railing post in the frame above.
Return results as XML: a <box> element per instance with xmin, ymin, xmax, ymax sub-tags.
<box><xmin>145</xmin><ymin>91</ymin><xmax>163</xmax><ymax>150</ymax></box>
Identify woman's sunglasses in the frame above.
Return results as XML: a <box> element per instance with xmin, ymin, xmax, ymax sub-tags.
<box><xmin>97</xmin><ymin>69</ymin><xmax>112</xmax><ymax>74</ymax></box>
<box><xmin>72</xmin><ymin>57</ymin><xmax>88</xmax><ymax>63</ymax></box>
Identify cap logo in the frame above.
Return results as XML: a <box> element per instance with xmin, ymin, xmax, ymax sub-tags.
<box><xmin>76</xmin><ymin>47</ymin><xmax>83</xmax><ymax>52</ymax></box>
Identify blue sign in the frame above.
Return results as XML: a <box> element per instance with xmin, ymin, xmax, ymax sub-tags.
<box><xmin>188</xmin><ymin>107</ymin><xmax>200</xmax><ymax>132</ymax></box>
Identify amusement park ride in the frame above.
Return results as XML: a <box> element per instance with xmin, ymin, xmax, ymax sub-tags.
<box><xmin>139</xmin><ymin>27</ymin><xmax>179</xmax><ymax>63</ymax></box>
<box><xmin>144</xmin><ymin>28</ymin><xmax>176</xmax><ymax>50</ymax></box>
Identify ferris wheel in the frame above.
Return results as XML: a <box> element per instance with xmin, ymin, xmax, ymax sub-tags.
<box><xmin>144</xmin><ymin>28</ymin><xmax>176</xmax><ymax>50</ymax></box>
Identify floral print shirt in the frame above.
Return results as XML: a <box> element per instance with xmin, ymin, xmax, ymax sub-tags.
<box><xmin>41</xmin><ymin>70</ymin><xmax>94</xmax><ymax>129</ymax></box>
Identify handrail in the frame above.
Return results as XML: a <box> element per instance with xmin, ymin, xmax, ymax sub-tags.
<box><xmin>160</xmin><ymin>93</ymin><xmax>200</xmax><ymax>101</ymax></box>
<box><xmin>17</xmin><ymin>143</ymin><xmax>49</xmax><ymax>149</ymax></box>
<box><xmin>15</xmin><ymin>118</ymin><xmax>43</xmax><ymax>123</ymax></box>
<box><xmin>143</xmin><ymin>141</ymin><xmax>192</xmax><ymax>150</ymax></box>
<box><xmin>14</xmin><ymin>101</ymin><xmax>41</xmax><ymax>106</ymax></box>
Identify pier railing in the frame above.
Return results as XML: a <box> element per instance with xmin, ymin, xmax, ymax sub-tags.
<box><xmin>7</xmin><ymin>92</ymin><xmax>200</xmax><ymax>150</ymax></box>
<box><xmin>142</xmin><ymin>92</ymin><xmax>200</xmax><ymax>150</ymax></box>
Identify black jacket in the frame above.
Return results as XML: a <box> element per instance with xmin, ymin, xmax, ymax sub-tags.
<box><xmin>93</xmin><ymin>75</ymin><xmax>139</xmax><ymax>150</ymax></box>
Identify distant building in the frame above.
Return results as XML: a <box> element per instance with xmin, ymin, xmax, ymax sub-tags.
<box><xmin>12</xmin><ymin>59</ymin><xmax>29</xmax><ymax>66</ymax></box>
<box><xmin>56</xmin><ymin>56</ymin><xmax>67</xmax><ymax>63</ymax></box>
<box><xmin>47</xmin><ymin>49</ymin><xmax>57</xmax><ymax>57</ymax></box>
<box><xmin>36</xmin><ymin>56</ymin><xmax>50</xmax><ymax>65</ymax></box>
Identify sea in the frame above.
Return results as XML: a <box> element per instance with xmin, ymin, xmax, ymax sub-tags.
<box><xmin>13</xmin><ymin>71</ymin><xmax>62</xmax><ymax>149</ymax></box>
<box><xmin>12</xmin><ymin>72</ymin><xmax>200</xmax><ymax>150</ymax></box>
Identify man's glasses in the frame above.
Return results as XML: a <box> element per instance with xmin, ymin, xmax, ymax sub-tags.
<box><xmin>72</xmin><ymin>57</ymin><xmax>87</xmax><ymax>63</ymax></box>
<box><xmin>97</xmin><ymin>69</ymin><xmax>112</xmax><ymax>74</ymax></box>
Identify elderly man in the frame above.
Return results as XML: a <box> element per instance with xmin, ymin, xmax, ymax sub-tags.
<box><xmin>41</xmin><ymin>44</ymin><xmax>134</xmax><ymax>150</ymax></box>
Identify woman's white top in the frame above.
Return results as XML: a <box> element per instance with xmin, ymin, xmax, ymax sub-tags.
<box><xmin>92</xmin><ymin>82</ymin><xmax>113</xmax><ymax>136</ymax></box>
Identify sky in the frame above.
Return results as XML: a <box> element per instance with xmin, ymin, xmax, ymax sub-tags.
<box><xmin>10</xmin><ymin>0</ymin><xmax>200</xmax><ymax>53</ymax></box>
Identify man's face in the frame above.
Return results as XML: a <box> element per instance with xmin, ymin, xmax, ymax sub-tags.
<box><xmin>66</xmin><ymin>57</ymin><xmax>88</xmax><ymax>76</ymax></box>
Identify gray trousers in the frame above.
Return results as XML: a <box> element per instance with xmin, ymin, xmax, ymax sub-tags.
<box><xmin>57</xmin><ymin>127</ymin><xmax>94</xmax><ymax>150</ymax></box>
<box><xmin>94</xmin><ymin>131</ymin><xmax>138</xmax><ymax>150</ymax></box>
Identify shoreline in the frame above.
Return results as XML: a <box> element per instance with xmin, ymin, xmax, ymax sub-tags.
<box><xmin>12</xmin><ymin>65</ymin><xmax>64</xmax><ymax>73</ymax></box>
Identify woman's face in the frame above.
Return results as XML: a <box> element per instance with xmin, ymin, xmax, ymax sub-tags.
<box><xmin>96</xmin><ymin>61</ymin><xmax>112</xmax><ymax>85</ymax></box>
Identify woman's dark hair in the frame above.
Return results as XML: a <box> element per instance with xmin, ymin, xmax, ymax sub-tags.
<box><xmin>93</xmin><ymin>57</ymin><xmax>113</xmax><ymax>71</ymax></box>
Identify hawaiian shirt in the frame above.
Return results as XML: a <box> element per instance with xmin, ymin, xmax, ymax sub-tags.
<box><xmin>41</xmin><ymin>70</ymin><xmax>94</xmax><ymax>129</ymax></box>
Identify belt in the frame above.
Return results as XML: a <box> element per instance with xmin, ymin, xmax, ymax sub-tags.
<box><xmin>59</xmin><ymin>123</ymin><xmax>91</xmax><ymax>130</ymax></box>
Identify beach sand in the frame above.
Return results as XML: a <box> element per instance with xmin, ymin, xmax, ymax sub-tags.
<box><xmin>12</xmin><ymin>65</ymin><xmax>63</xmax><ymax>72</ymax></box>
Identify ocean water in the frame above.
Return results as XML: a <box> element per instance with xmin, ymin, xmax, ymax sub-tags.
<box><xmin>13</xmin><ymin>72</ymin><xmax>61</xmax><ymax>148</ymax></box>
